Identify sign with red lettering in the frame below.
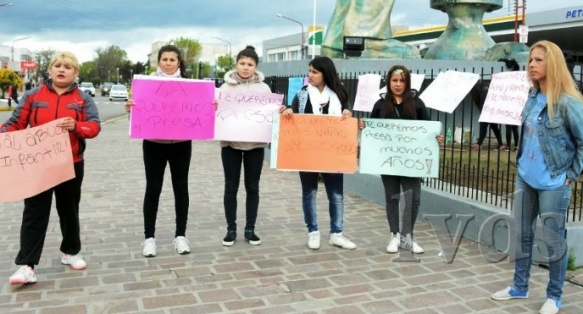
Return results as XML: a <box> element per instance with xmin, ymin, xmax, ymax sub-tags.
<box><xmin>20</xmin><ymin>61</ymin><xmax>37</xmax><ymax>70</ymax></box>
<box><xmin>0</xmin><ymin>120</ymin><xmax>74</xmax><ymax>203</ymax></box>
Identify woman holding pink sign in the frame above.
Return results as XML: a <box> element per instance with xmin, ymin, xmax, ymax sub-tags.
<box><xmin>218</xmin><ymin>46</ymin><xmax>286</xmax><ymax>247</ymax></box>
<box><xmin>281</xmin><ymin>56</ymin><xmax>356</xmax><ymax>251</ymax></box>
<box><xmin>1</xmin><ymin>51</ymin><xmax>101</xmax><ymax>284</ymax></box>
<box><xmin>125</xmin><ymin>45</ymin><xmax>192</xmax><ymax>257</ymax></box>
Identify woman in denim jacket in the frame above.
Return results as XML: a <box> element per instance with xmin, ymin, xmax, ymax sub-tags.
<box><xmin>491</xmin><ymin>40</ymin><xmax>583</xmax><ymax>314</ymax></box>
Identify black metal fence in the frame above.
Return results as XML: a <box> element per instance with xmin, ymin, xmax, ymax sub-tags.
<box><xmin>266</xmin><ymin>64</ymin><xmax>583</xmax><ymax>222</ymax></box>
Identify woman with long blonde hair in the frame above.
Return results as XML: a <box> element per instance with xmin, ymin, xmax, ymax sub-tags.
<box><xmin>491</xmin><ymin>40</ymin><xmax>583</xmax><ymax>314</ymax></box>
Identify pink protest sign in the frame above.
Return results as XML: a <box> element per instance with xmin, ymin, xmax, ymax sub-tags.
<box><xmin>0</xmin><ymin>120</ymin><xmax>74</xmax><ymax>203</ymax></box>
<box><xmin>130</xmin><ymin>75</ymin><xmax>216</xmax><ymax>140</ymax></box>
<box><xmin>214</xmin><ymin>90</ymin><xmax>283</xmax><ymax>142</ymax></box>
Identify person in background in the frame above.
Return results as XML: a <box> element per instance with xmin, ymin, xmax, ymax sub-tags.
<box><xmin>281</xmin><ymin>56</ymin><xmax>356</xmax><ymax>251</ymax></box>
<box><xmin>470</xmin><ymin>80</ymin><xmax>505</xmax><ymax>150</ymax></box>
<box><xmin>490</xmin><ymin>40</ymin><xmax>583</xmax><ymax>314</ymax></box>
<box><xmin>499</xmin><ymin>58</ymin><xmax>522</xmax><ymax>152</ymax></box>
<box><xmin>218</xmin><ymin>46</ymin><xmax>286</xmax><ymax>247</ymax></box>
<box><xmin>1</xmin><ymin>51</ymin><xmax>101</xmax><ymax>284</ymax></box>
<box><xmin>125</xmin><ymin>45</ymin><xmax>192</xmax><ymax>257</ymax></box>
<box><xmin>358</xmin><ymin>65</ymin><xmax>443</xmax><ymax>254</ymax></box>
<box><xmin>7</xmin><ymin>84</ymin><xmax>18</xmax><ymax>108</ymax></box>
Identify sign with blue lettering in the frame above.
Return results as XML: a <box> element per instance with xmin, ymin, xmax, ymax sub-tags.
<box><xmin>566</xmin><ymin>8</ymin><xmax>583</xmax><ymax>19</ymax></box>
<box><xmin>359</xmin><ymin>119</ymin><xmax>442</xmax><ymax>177</ymax></box>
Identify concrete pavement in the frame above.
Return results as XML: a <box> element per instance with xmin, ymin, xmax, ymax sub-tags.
<box><xmin>0</xmin><ymin>115</ymin><xmax>582</xmax><ymax>313</ymax></box>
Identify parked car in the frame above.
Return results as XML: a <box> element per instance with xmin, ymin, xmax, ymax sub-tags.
<box><xmin>79</xmin><ymin>82</ymin><xmax>95</xmax><ymax>97</ymax></box>
<box><xmin>100</xmin><ymin>82</ymin><xmax>114</xmax><ymax>96</ymax></box>
<box><xmin>109</xmin><ymin>84</ymin><xmax>129</xmax><ymax>101</ymax></box>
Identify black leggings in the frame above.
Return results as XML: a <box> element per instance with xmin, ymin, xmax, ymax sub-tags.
<box><xmin>505</xmin><ymin>125</ymin><xmax>519</xmax><ymax>148</ymax></box>
<box><xmin>477</xmin><ymin>122</ymin><xmax>503</xmax><ymax>146</ymax></box>
<box><xmin>221</xmin><ymin>146</ymin><xmax>264</xmax><ymax>232</ymax></box>
<box><xmin>142</xmin><ymin>140</ymin><xmax>192</xmax><ymax>239</ymax></box>
<box><xmin>16</xmin><ymin>162</ymin><xmax>84</xmax><ymax>266</ymax></box>
<box><xmin>380</xmin><ymin>175</ymin><xmax>421</xmax><ymax>236</ymax></box>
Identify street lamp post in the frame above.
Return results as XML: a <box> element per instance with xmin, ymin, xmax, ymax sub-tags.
<box><xmin>276</xmin><ymin>13</ymin><xmax>305</xmax><ymax>60</ymax></box>
<box><xmin>116</xmin><ymin>67</ymin><xmax>119</xmax><ymax>84</ymax></box>
<box><xmin>212</xmin><ymin>37</ymin><xmax>232</xmax><ymax>68</ymax></box>
<box><xmin>12</xmin><ymin>36</ymin><xmax>33</xmax><ymax>62</ymax></box>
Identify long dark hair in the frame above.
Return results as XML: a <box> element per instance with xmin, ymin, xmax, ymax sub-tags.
<box><xmin>380</xmin><ymin>65</ymin><xmax>416</xmax><ymax>119</ymax></box>
<box><xmin>308</xmin><ymin>56</ymin><xmax>348</xmax><ymax>105</ymax></box>
<box><xmin>157</xmin><ymin>45</ymin><xmax>187</xmax><ymax>78</ymax></box>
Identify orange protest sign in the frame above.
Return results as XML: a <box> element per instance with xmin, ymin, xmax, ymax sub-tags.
<box><xmin>276</xmin><ymin>115</ymin><xmax>358</xmax><ymax>173</ymax></box>
<box><xmin>0</xmin><ymin>120</ymin><xmax>74</xmax><ymax>203</ymax></box>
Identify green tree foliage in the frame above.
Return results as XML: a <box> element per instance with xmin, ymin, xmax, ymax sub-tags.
<box><xmin>215</xmin><ymin>54</ymin><xmax>235</xmax><ymax>78</ymax></box>
<box><xmin>33</xmin><ymin>48</ymin><xmax>56</xmax><ymax>80</ymax></box>
<box><xmin>95</xmin><ymin>45</ymin><xmax>128</xmax><ymax>84</ymax></box>
<box><xmin>170</xmin><ymin>37</ymin><xmax>203</xmax><ymax>70</ymax></box>
<box><xmin>79</xmin><ymin>61</ymin><xmax>98</xmax><ymax>84</ymax></box>
<box><xmin>0</xmin><ymin>69</ymin><xmax>23</xmax><ymax>98</ymax></box>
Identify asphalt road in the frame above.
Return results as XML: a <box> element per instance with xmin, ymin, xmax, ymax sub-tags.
<box><xmin>0</xmin><ymin>94</ymin><xmax>127</xmax><ymax>124</ymax></box>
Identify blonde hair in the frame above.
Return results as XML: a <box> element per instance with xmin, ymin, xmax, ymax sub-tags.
<box><xmin>528</xmin><ymin>40</ymin><xmax>583</xmax><ymax>119</ymax></box>
<box><xmin>48</xmin><ymin>51</ymin><xmax>80</xmax><ymax>72</ymax></box>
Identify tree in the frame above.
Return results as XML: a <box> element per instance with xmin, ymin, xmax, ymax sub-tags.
<box><xmin>94</xmin><ymin>45</ymin><xmax>128</xmax><ymax>83</ymax></box>
<box><xmin>33</xmin><ymin>48</ymin><xmax>56</xmax><ymax>81</ymax></box>
<box><xmin>0</xmin><ymin>69</ymin><xmax>23</xmax><ymax>98</ymax></box>
<box><xmin>79</xmin><ymin>61</ymin><xmax>98</xmax><ymax>84</ymax></box>
<box><xmin>215</xmin><ymin>54</ymin><xmax>234</xmax><ymax>78</ymax></box>
<box><xmin>170</xmin><ymin>37</ymin><xmax>203</xmax><ymax>72</ymax></box>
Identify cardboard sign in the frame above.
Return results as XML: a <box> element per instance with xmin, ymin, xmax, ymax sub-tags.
<box><xmin>360</xmin><ymin>119</ymin><xmax>441</xmax><ymax>178</ymax></box>
<box><xmin>420</xmin><ymin>71</ymin><xmax>480</xmax><ymax>113</ymax></box>
<box><xmin>353</xmin><ymin>74</ymin><xmax>382</xmax><ymax>112</ymax></box>
<box><xmin>479</xmin><ymin>71</ymin><xmax>531</xmax><ymax>126</ymax></box>
<box><xmin>0</xmin><ymin>120</ymin><xmax>74</xmax><ymax>202</ymax></box>
<box><xmin>214</xmin><ymin>90</ymin><xmax>283</xmax><ymax>142</ymax></box>
<box><xmin>130</xmin><ymin>75</ymin><xmax>215</xmax><ymax>140</ymax></box>
<box><xmin>275</xmin><ymin>115</ymin><xmax>358</xmax><ymax>173</ymax></box>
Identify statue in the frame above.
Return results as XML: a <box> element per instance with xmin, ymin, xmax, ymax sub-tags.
<box><xmin>321</xmin><ymin>0</ymin><xmax>421</xmax><ymax>59</ymax></box>
<box><xmin>424</xmin><ymin>0</ymin><xmax>504</xmax><ymax>60</ymax></box>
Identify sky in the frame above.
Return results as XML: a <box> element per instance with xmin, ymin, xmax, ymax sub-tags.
<box><xmin>0</xmin><ymin>0</ymin><xmax>581</xmax><ymax>64</ymax></box>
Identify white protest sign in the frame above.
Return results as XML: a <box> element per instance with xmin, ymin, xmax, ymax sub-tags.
<box><xmin>369</xmin><ymin>73</ymin><xmax>426</xmax><ymax>107</ymax></box>
<box><xmin>215</xmin><ymin>90</ymin><xmax>283</xmax><ymax>142</ymax></box>
<box><xmin>420</xmin><ymin>71</ymin><xmax>480</xmax><ymax>113</ymax></box>
<box><xmin>478</xmin><ymin>71</ymin><xmax>531</xmax><ymax>126</ymax></box>
<box><xmin>353</xmin><ymin>74</ymin><xmax>382</xmax><ymax>112</ymax></box>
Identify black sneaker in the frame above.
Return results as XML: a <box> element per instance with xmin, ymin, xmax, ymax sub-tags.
<box><xmin>222</xmin><ymin>230</ymin><xmax>236</xmax><ymax>246</ymax></box>
<box><xmin>244</xmin><ymin>229</ymin><xmax>261</xmax><ymax>246</ymax></box>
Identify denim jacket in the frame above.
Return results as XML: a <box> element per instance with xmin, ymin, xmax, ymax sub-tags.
<box><xmin>517</xmin><ymin>89</ymin><xmax>583</xmax><ymax>182</ymax></box>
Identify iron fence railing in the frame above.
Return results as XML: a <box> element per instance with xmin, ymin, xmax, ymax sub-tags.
<box><xmin>266</xmin><ymin>67</ymin><xmax>583</xmax><ymax>222</ymax></box>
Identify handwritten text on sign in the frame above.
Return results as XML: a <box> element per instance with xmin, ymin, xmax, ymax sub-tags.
<box><xmin>353</xmin><ymin>74</ymin><xmax>382</xmax><ymax>112</ymax></box>
<box><xmin>214</xmin><ymin>90</ymin><xmax>283</xmax><ymax>142</ymax></box>
<box><xmin>479</xmin><ymin>71</ymin><xmax>531</xmax><ymax>126</ymax></box>
<box><xmin>359</xmin><ymin>119</ymin><xmax>441</xmax><ymax>177</ymax></box>
<box><xmin>0</xmin><ymin>120</ymin><xmax>74</xmax><ymax>203</ymax></box>
<box><xmin>276</xmin><ymin>115</ymin><xmax>358</xmax><ymax>173</ymax></box>
<box><xmin>420</xmin><ymin>71</ymin><xmax>479</xmax><ymax>113</ymax></box>
<box><xmin>130</xmin><ymin>75</ymin><xmax>215</xmax><ymax>140</ymax></box>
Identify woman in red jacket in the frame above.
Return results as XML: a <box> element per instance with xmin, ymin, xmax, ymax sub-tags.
<box><xmin>0</xmin><ymin>51</ymin><xmax>101</xmax><ymax>284</ymax></box>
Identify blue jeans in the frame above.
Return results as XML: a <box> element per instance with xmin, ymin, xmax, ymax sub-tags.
<box><xmin>299</xmin><ymin>172</ymin><xmax>344</xmax><ymax>234</ymax></box>
<box><xmin>512</xmin><ymin>174</ymin><xmax>570</xmax><ymax>301</ymax></box>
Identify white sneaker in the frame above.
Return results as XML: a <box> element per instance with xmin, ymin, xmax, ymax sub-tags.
<box><xmin>539</xmin><ymin>298</ymin><xmax>562</xmax><ymax>314</ymax></box>
<box><xmin>142</xmin><ymin>238</ymin><xmax>157</xmax><ymax>257</ymax></box>
<box><xmin>308</xmin><ymin>231</ymin><xmax>321</xmax><ymax>250</ymax></box>
<box><xmin>386</xmin><ymin>233</ymin><xmax>400</xmax><ymax>253</ymax></box>
<box><xmin>9</xmin><ymin>266</ymin><xmax>37</xmax><ymax>284</ymax></box>
<box><xmin>400</xmin><ymin>234</ymin><xmax>424</xmax><ymax>254</ymax></box>
<box><xmin>173</xmin><ymin>236</ymin><xmax>191</xmax><ymax>255</ymax></box>
<box><xmin>329</xmin><ymin>233</ymin><xmax>356</xmax><ymax>250</ymax></box>
<box><xmin>61</xmin><ymin>254</ymin><xmax>87</xmax><ymax>270</ymax></box>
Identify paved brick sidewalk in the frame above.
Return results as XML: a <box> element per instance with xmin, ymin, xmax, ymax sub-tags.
<box><xmin>1</xmin><ymin>117</ymin><xmax>582</xmax><ymax>313</ymax></box>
